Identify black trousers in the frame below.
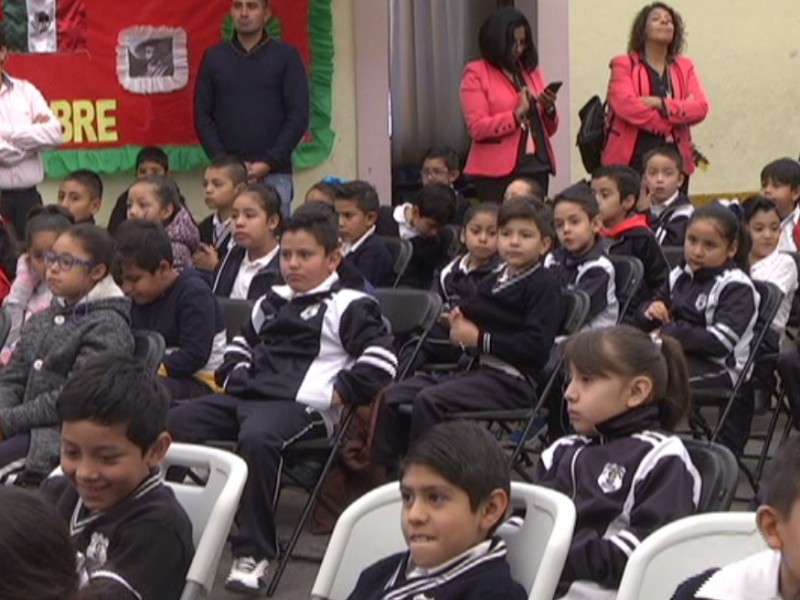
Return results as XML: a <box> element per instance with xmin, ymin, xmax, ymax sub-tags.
<box><xmin>167</xmin><ymin>394</ymin><xmax>327</xmax><ymax>560</ymax></box>
<box><xmin>159</xmin><ymin>375</ymin><xmax>214</xmax><ymax>404</ymax></box>
<box><xmin>371</xmin><ymin>368</ymin><xmax>535</xmax><ymax>466</ymax></box>
<box><xmin>0</xmin><ymin>187</ymin><xmax>43</xmax><ymax>240</ymax></box>
<box><xmin>778</xmin><ymin>348</ymin><xmax>800</xmax><ymax>427</ymax></box>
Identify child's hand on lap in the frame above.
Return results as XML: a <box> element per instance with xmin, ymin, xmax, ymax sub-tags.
<box><xmin>447</xmin><ymin>309</ymin><xmax>479</xmax><ymax>348</ymax></box>
<box><xmin>644</xmin><ymin>301</ymin><xmax>671</xmax><ymax>323</ymax></box>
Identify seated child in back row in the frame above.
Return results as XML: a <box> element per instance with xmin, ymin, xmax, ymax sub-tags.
<box><xmin>41</xmin><ymin>353</ymin><xmax>194</xmax><ymax>600</ymax></box>
<box><xmin>57</xmin><ymin>169</ymin><xmax>103</xmax><ymax>225</ymax></box>
<box><xmin>593</xmin><ymin>164</ymin><xmax>669</xmax><ymax>319</ymax></box>
<box><xmin>672</xmin><ymin>435</ymin><xmax>800</xmax><ymax>600</ymax></box>
<box><xmin>644</xmin><ymin>145</ymin><xmax>693</xmax><ymax>247</ymax></box>
<box><xmin>116</xmin><ymin>219</ymin><xmax>226</xmax><ymax>402</ymax></box>
<box><xmin>537</xmin><ymin>326</ymin><xmax>700</xmax><ymax>599</ymax></box>
<box><xmin>168</xmin><ymin>203</ymin><xmax>397</xmax><ymax>594</ymax></box>
<box><xmin>373</xmin><ymin>198</ymin><xmax>561</xmax><ymax>465</ymax></box>
<box><xmin>420</xmin><ymin>145</ymin><xmax>469</xmax><ymax>226</ymax></box>
<box><xmin>546</xmin><ymin>182</ymin><xmax>618</xmax><ymax>330</ymax></box>
<box><xmin>349</xmin><ymin>421</ymin><xmax>526</xmax><ymax>600</ymax></box>
<box><xmin>335</xmin><ymin>180</ymin><xmax>394</xmax><ymax>288</ymax></box>
<box><xmin>760</xmin><ymin>157</ymin><xmax>800</xmax><ymax>252</ymax></box>
<box><xmin>193</xmin><ymin>155</ymin><xmax>248</xmax><ymax>275</ymax></box>
<box><xmin>642</xmin><ymin>203</ymin><xmax>759</xmax><ymax>455</ymax></box>
<box><xmin>127</xmin><ymin>174</ymin><xmax>199</xmax><ymax>270</ymax></box>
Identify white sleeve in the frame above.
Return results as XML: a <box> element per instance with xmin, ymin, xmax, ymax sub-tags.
<box><xmin>0</xmin><ymin>81</ymin><xmax>62</xmax><ymax>152</ymax></box>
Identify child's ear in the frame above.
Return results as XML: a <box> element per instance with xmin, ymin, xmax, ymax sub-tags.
<box><xmin>88</xmin><ymin>262</ymin><xmax>107</xmax><ymax>283</ymax></box>
<box><xmin>146</xmin><ymin>431</ymin><xmax>172</xmax><ymax>469</ymax></box>
<box><xmin>365</xmin><ymin>210</ymin><xmax>378</xmax><ymax>227</ymax></box>
<box><xmin>541</xmin><ymin>234</ymin><xmax>554</xmax><ymax>255</ymax></box>
<box><xmin>157</xmin><ymin>259</ymin><xmax>172</xmax><ymax>276</ymax></box>
<box><xmin>677</xmin><ymin>171</ymin><xmax>686</xmax><ymax>189</ymax></box>
<box><xmin>727</xmin><ymin>239</ymin><xmax>739</xmax><ymax>260</ymax></box>
<box><xmin>479</xmin><ymin>488</ymin><xmax>510</xmax><ymax>535</ymax></box>
<box><xmin>448</xmin><ymin>169</ymin><xmax>461</xmax><ymax>184</ymax></box>
<box><xmin>757</xmin><ymin>505</ymin><xmax>785</xmax><ymax>551</ymax></box>
<box><xmin>591</xmin><ymin>215</ymin><xmax>602</xmax><ymax>233</ymax></box>
<box><xmin>792</xmin><ymin>186</ymin><xmax>800</xmax><ymax>203</ymax></box>
<box><xmin>327</xmin><ymin>247</ymin><xmax>343</xmax><ymax>271</ymax></box>
<box><xmin>234</xmin><ymin>182</ymin><xmax>246</xmax><ymax>197</ymax></box>
<box><xmin>90</xmin><ymin>198</ymin><xmax>102</xmax><ymax>216</ymax></box>
<box><xmin>627</xmin><ymin>375</ymin><xmax>653</xmax><ymax>408</ymax></box>
<box><xmin>266</xmin><ymin>213</ymin><xmax>281</xmax><ymax>232</ymax></box>
<box><xmin>621</xmin><ymin>194</ymin><xmax>637</xmax><ymax>215</ymax></box>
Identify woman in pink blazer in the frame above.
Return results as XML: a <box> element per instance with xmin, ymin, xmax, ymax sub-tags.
<box><xmin>460</xmin><ymin>8</ymin><xmax>559</xmax><ymax>204</ymax></box>
<box><xmin>602</xmin><ymin>2</ymin><xmax>709</xmax><ymax>185</ymax></box>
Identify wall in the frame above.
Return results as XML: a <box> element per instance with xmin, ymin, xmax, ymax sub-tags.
<box><xmin>38</xmin><ymin>0</ymin><xmax>358</xmax><ymax>224</ymax></box>
<box><xmin>569</xmin><ymin>0</ymin><xmax>800</xmax><ymax>195</ymax></box>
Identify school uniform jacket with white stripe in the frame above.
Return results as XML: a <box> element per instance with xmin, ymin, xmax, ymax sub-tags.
<box><xmin>218</xmin><ymin>272</ymin><xmax>396</xmax><ymax>435</ymax></box>
<box><xmin>545</xmin><ymin>241</ymin><xmax>619</xmax><ymax>330</ymax></box>
<box><xmin>670</xmin><ymin>550</ymin><xmax>782</xmax><ymax>600</ymax></box>
<box><xmin>535</xmin><ymin>404</ymin><xmax>701</xmax><ymax>600</ymax></box>
<box><xmin>346</xmin><ymin>537</ymin><xmax>527</xmax><ymax>600</ymax></box>
<box><xmin>651</xmin><ymin>192</ymin><xmax>694</xmax><ymax>247</ymax></box>
<box><xmin>646</xmin><ymin>260</ymin><xmax>759</xmax><ymax>386</ymax></box>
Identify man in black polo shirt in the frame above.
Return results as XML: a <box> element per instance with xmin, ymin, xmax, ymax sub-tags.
<box><xmin>195</xmin><ymin>0</ymin><xmax>309</xmax><ymax>217</ymax></box>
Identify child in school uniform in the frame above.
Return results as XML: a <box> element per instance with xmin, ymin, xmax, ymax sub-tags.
<box><xmin>126</xmin><ymin>174</ymin><xmax>199</xmax><ymax>270</ymax></box>
<box><xmin>116</xmin><ymin>219</ymin><xmax>226</xmax><ymax>402</ymax></box>
<box><xmin>41</xmin><ymin>353</ymin><xmax>193</xmax><ymax>600</ymax></box>
<box><xmin>193</xmin><ymin>155</ymin><xmax>248</xmax><ymax>275</ymax></box>
<box><xmin>644</xmin><ymin>146</ymin><xmax>694</xmax><ymax>246</ymax></box>
<box><xmin>168</xmin><ymin>203</ymin><xmax>397</xmax><ymax>594</ymax></box>
<box><xmin>305</xmin><ymin>178</ymin><xmax>341</xmax><ymax>205</ymax></box>
<box><xmin>672</xmin><ymin>435</ymin><xmax>800</xmax><ymax>600</ymax></box>
<box><xmin>372</xmin><ymin>198</ymin><xmax>562</xmax><ymax>464</ymax></box>
<box><xmin>1</xmin><ymin>206</ymin><xmax>73</xmax><ymax>363</ymax></box>
<box><xmin>213</xmin><ymin>183</ymin><xmax>283</xmax><ymax>300</ymax></box>
<box><xmin>642</xmin><ymin>202</ymin><xmax>760</xmax><ymax>455</ymax></box>
<box><xmin>57</xmin><ymin>169</ymin><xmax>103</xmax><ymax>225</ymax></box>
<box><xmin>546</xmin><ymin>182</ymin><xmax>619</xmax><ymax>330</ymax></box>
<box><xmin>334</xmin><ymin>180</ymin><xmax>394</xmax><ymax>287</ymax></box>
<box><xmin>0</xmin><ymin>224</ymin><xmax>134</xmax><ymax>483</ymax></box>
<box><xmin>536</xmin><ymin>326</ymin><xmax>701</xmax><ymax>599</ymax></box>
<box><xmin>420</xmin><ymin>146</ymin><xmax>469</xmax><ymax>226</ymax></box>
<box><xmin>760</xmin><ymin>157</ymin><xmax>800</xmax><ymax>252</ymax></box>
<box><xmin>348</xmin><ymin>422</ymin><xmax>526</xmax><ymax>600</ymax></box>
<box><xmin>592</xmin><ymin>164</ymin><xmax>670</xmax><ymax>319</ymax></box>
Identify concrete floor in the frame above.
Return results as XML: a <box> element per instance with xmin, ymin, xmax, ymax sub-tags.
<box><xmin>207</xmin><ymin>409</ymin><xmax>789</xmax><ymax>599</ymax></box>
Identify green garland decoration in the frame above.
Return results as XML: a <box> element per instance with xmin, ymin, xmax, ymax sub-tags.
<box><xmin>43</xmin><ymin>0</ymin><xmax>335</xmax><ymax>177</ymax></box>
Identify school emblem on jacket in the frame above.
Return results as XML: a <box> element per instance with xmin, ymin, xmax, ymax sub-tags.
<box><xmin>695</xmin><ymin>293</ymin><xmax>708</xmax><ymax>311</ymax></box>
<box><xmin>86</xmin><ymin>532</ymin><xmax>109</xmax><ymax>567</ymax></box>
<box><xmin>598</xmin><ymin>463</ymin><xmax>626</xmax><ymax>493</ymax></box>
<box><xmin>300</xmin><ymin>304</ymin><xmax>321</xmax><ymax>320</ymax></box>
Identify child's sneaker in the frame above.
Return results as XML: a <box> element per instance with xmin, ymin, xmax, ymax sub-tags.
<box><xmin>225</xmin><ymin>556</ymin><xmax>269</xmax><ymax>595</ymax></box>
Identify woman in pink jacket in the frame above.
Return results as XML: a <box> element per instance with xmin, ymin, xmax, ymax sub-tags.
<box><xmin>460</xmin><ymin>8</ymin><xmax>559</xmax><ymax>204</ymax></box>
<box><xmin>603</xmin><ymin>2</ymin><xmax>709</xmax><ymax>187</ymax></box>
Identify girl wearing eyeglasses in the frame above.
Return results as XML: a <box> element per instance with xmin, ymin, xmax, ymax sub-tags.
<box><xmin>0</xmin><ymin>223</ymin><xmax>134</xmax><ymax>485</ymax></box>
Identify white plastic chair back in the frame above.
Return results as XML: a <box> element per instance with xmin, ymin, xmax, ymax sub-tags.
<box><xmin>615</xmin><ymin>512</ymin><xmax>767</xmax><ymax>600</ymax></box>
<box><xmin>312</xmin><ymin>481</ymin><xmax>576</xmax><ymax>600</ymax></box>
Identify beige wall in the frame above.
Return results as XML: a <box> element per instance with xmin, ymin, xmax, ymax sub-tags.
<box><xmin>570</xmin><ymin>0</ymin><xmax>800</xmax><ymax>195</ymax></box>
<box><xmin>39</xmin><ymin>0</ymin><xmax>358</xmax><ymax>224</ymax></box>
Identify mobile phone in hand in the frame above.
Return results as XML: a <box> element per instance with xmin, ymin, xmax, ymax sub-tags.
<box><xmin>545</xmin><ymin>81</ymin><xmax>563</xmax><ymax>94</ymax></box>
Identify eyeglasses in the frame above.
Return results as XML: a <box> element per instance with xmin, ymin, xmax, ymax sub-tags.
<box><xmin>421</xmin><ymin>167</ymin><xmax>450</xmax><ymax>179</ymax></box>
<box><xmin>43</xmin><ymin>251</ymin><xmax>96</xmax><ymax>271</ymax></box>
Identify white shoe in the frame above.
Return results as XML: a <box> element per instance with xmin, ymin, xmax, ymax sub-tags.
<box><xmin>225</xmin><ymin>556</ymin><xmax>269</xmax><ymax>595</ymax></box>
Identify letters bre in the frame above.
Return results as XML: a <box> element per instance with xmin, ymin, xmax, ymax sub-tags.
<box><xmin>51</xmin><ymin>99</ymin><xmax>119</xmax><ymax>144</ymax></box>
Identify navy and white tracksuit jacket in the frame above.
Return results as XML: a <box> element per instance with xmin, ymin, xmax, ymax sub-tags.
<box><xmin>217</xmin><ymin>272</ymin><xmax>397</xmax><ymax>434</ymax></box>
<box><xmin>536</xmin><ymin>404</ymin><xmax>701</xmax><ymax>599</ymax></box>
<box><xmin>651</xmin><ymin>192</ymin><xmax>694</xmax><ymax>247</ymax></box>
<box><xmin>644</xmin><ymin>260</ymin><xmax>760</xmax><ymax>387</ymax></box>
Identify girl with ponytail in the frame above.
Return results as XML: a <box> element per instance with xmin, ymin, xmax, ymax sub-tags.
<box><xmin>535</xmin><ymin>325</ymin><xmax>701</xmax><ymax>598</ymax></box>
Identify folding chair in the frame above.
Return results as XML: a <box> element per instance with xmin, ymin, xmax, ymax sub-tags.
<box><xmin>661</xmin><ymin>245</ymin><xmax>684</xmax><ymax>270</ymax></box>
<box><xmin>133</xmin><ymin>329</ymin><xmax>166</xmax><ymax>375</ymax></box>
<box><xmin>607</xmin><ymin>254</ymin><xmax>644</xmax><ymax>322</ymax></box>
<box><xmin>615</xmin><ymin>512</ymin><xmax>766</xmax><ymax>600</ymax></box>
<box><xmin>446</xmin><ymin>288</ymin><xmax>591</xmax><ymax>480</ymax></box>
<box><xmin>0</xmin><ymin>307</ymin><xmax>10</xmax><ymax>348</ymax></box>
<box><xmin>682</xmin><ymin>439</ymin><xmax>739</xmax><ymax>512</ymax></box>
<box><xmin>266</xmin><ymin>288</ymin><xmax>443</xmax><ymax>596</ymax></box>
<box><xmin>162</xmin><ymin>444</ymin><xmax>248</xmax><ymax>600</ymax></box>
<box><xmin>379</xmin><ymin>236</ymin><xmax>413</xmax><ymax>288</ymax></box>
<box><xmin>218</xmin><ymin>297</ymin><xmax>256</xmax><ymax>342</ymax></box>
<box><xmin>311</xmin><ymin>481</ymin><xmax>576</xmax><ymax>600</ymax></box>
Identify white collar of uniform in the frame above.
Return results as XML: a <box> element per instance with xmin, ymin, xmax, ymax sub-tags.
<box><xmin>393</xmin><ymin>203</ymin><xmax>419</xmax><ymax>240</ymax></box>
<box><xmin>781</xmin><ymin>205</ymin><xmax>800</xmax><ymax>229</ymax></box>
<box><xmin>652</xmin><ymin>191</ymin><xmax>680</xmax><ymax>217</ymax></box>
<box><xmin>750</xmin><ymin>245</ymin><xmax>782</xmax><ymax>272</ymax></box>
<box><xmin>212</xmin><ymin>211</ymin><xmax>231</xmax><ymax>230</ymax></box>
<box><xmin>406</xmin><ymin>539</ymin><xmax>493</xmax><ymax>579</ymax></box>
<box><xmin>273</xmin><ymin>271</ymin><xmax>339</xmax><ymax>300</ymax></box>
<box><xmin>343</xmin><ymin>225</ymin><xmax>376</xmax><ymax>256</ymax></box>
<box><xmin>243</xmin><ymin>244</ymin><xmax>279</xmax><ymax>270</ymax></box>
<box><xmin>696</xmin><ymin>549</ymin><xmax>781</xmax><ymax>600</ymax></box>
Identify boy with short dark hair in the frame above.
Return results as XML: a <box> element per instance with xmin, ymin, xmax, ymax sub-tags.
<box><xmin>760</xmin><ymin>157</ymin><xmax>800</xmax><ymax>251</ymax></box>
<box><xmin>168</xmin><ymin>202</ymin><xmax>397</xmax><ymax>594</ymax></box>
<box><xmin>592</xmin><ymin>165</ymin><xmax>669</xmax><ymax>319</ymax></box>
<box><xmin>672</xmin><ymin>435</ymin><xmax>800</xmax><ymax>600</ymax></box>
<box><xmin>349</xmin><ymin>421</ymin><xmax>526</xmax><ymax>600</ymax></box>
<box><xmin>373</xmin><ymin>198</ymin><xmax>561</xmax><ymax>464</ymax></box>
<box><xmin>643</xmin><ymin>146</ymin><xmax>693</xmax><ymax>246</ymax></box>
<box><xmin>57</xmin><ymin>169</ymin><xmax>103</xmax><ymax>224</ymax></box>
<box><xmin>421</xmin><ymin>145</ymin><xmax>469</xmax><ymax>225</ymax></box>
<box><xmin>116</xmin><ymin>219</ymin><xmax>226</xmax><ymax>401</ymax></box>
<box><xmin>41</xmin><ymin>353</ymin><xmax>194</xmax><ymax>600</ymax></box>
<box><xmin>334</xmin><ymin>180</ymin><xmax>394</xmax><ymax>287</ymax></box>
<box><xmin>193</xmin><ymin>155</ymin><xmax>248</xmax><ymax>274</ymax></box>
<box><xmin>547</xmin><ymin>182</ymin><xmax>618</xmax><ymax>329</ymax></box>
